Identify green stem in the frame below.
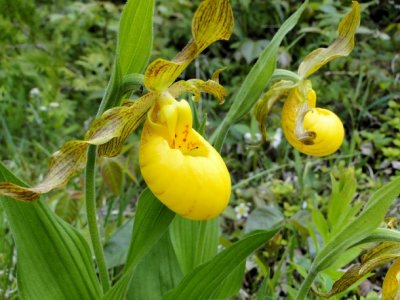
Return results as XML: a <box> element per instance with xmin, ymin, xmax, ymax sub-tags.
<box><xmin>84</xmin><ymin>63</ymin><xmax>124</xmax><ymax>292</ymax></box>
<box><xmin>271</xmin><ymin>69</ymin><xmax>300</xmax><ymax>82</ymax></box>
<box><xmin>85</xmin><ymin>145</ymin><xmax>110</xmax><ymax>292</ymax></box>
<box><xmin>210</xmin><ymin>118</ymin><xmax>230</xmax><ymax>152</ymax></box>
<box><xmin>296</xmin><ymin>269</ymin><xmax>317</xmax><ymax>300</ymax></box>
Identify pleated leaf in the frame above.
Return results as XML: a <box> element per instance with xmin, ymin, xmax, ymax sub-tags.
<box><xmin>169</xmin><ymin>216</ymin><xmax>219</xmax><ymax>275</ymax></box>
<box><xmin>164</xmin><ymin>229</ymin><xmax>279</xmax><ymax>300</ymax></box>
<box><xmin>126</xmin><ymin>233</ymin><xmax>183</xmax><ymax>300</ymax></box>
<box><xmin>314</xmin><ymin>176</ymin><xmax>400</xmax><ymax>271</ymax></box>
<box><xmin>102</xmin><ymin>189</ymin><xmax>175</xmax><ymax>300</ymax></box>
<box><xmin>210</xmin><ymin>261</ymin><xmax>246</xmax><ymax>299</ymax></box>
<box><xmin>0</xmin><ymin>162</ymin><xmax>101</xmax><ymax>300</ymax></box>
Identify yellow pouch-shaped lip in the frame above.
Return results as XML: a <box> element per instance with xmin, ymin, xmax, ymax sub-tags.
<box><xmin>282</xmin><ymin>84</ymin><xmax>344</xmax><ymax>157</ymax></box>
<box><xmin>382</xmin><ymin>258</ymin><xmax>400</xmax><ymax>300</ymax></box>
<box><xmin>139</xmin><ymin>94</ymin><xmax>231</xmax><ymax>220</ymax></box>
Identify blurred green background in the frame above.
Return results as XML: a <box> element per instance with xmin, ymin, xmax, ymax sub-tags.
<box><xmin>0</xmin><ymin>0</ymin><xmax>399</xmax><ymax>298</ymax></box>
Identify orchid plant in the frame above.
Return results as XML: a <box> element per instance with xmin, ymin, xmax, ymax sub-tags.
<box><xmin>0</xmin><ymin>1</ymin><xmax>400</xmax><ymax>299</ymax></box>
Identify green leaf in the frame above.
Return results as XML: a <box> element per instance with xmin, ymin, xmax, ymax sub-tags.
<box><xmin>244</xmin><ymin>205</ymin><xmax>284</xmax><ymax>234</ymax></box>
<box><xmin>117</xmin><ymin>0</ymin><xmax>154</xmax><ymax>76</ymax></box>
<box><xmin>327</xmin><ymin>168</ymin><xmax>357</xmax><ymax>236</ymax></box>
<box><xmin>319</xmin><ymin>176</ymin><xmax>400</xmax><ymax>269</ymax></box>
<box><xmin>358</xmin><ymin>228</ymin><xmax>400</xmax><ymax>245</ymax></box>
<box><xmin>126</xmin><ymin>233</ymin><xmax>183</xmax><ymax>300</ymax></box>
<box><xmin>0</xmin><ymin>162</ymin><xmax>101</xmax><ymax>300</ymax></box>
<box><xmin>104</xmin><ymin>219</ymin><xmax>133</xmax><ymax>269</ymax></box>
<box><xmin>169</xmin><ymin>216</ymin><xmax>219</xmax><ymax>275</ymax></box>
<box><xmin>311</xmin><ymin>208</ymin><xmax>329</xmax><ymax>244</ymax></box>
<box><xmin>210</xmin><ymin>261</ymin><xmax>246</xmax><ymax>300</ymax></box>
<box><xmin>211</xmin><ymin>1</ymin><xmax>308</xmax><ymax>150</ymax></box>
<box><xmin>102</xmin><ymin>189</ymin><xmax>175</xmax><ymax>300</ymax></box>
<box><xmin>297</xmin><ymin>1</ymin><xmax>361</xmax><ymax>78</ymax></box>
<box><xmin>297</xmin><ymin>175</ymin><xmax>400</xmax><ymax>299</ymax></box>
<box><xmin>164</xmin><ymin>229</ymin><xmax>279</xmax><ymax>300</ymax></box>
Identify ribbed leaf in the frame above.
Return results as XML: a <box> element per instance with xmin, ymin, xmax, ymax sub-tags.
<box><xmin>164</xmin><ymin>229</ymin><xmax>279</xmax><ymax>300</ymax></box>
<box><xmin>169</xmin><ymin>216</ymin><xmax>219</xmax><ymax>275</ymax></box>
<box><xmin>126</xmin><ymin>233</ymin><xmax>183</xmax><ymax>300</ymax></box>
<box><xmin>327</xmin><ymin>168</ymin><xmax>358</xmax><ymax>237</ymax></box>
<box><xmin>210</xmin><ymin>261</ymin><xmax>246</xmax><ymax>299</ymax></box>
<box><xmin>102</xmin><ymin>189</ymin><xmax>175</xmax><ymax>300</ymax></box>
<box><xmin>117</xmin><ymin>0</ymin><xmax>154</xmax><ymax>76</ymax></box>
<box><xmin>0</xmin><ymin>162</ymin><xmax>101</xmax><ymax>300</ymax></box>
<box><xmin>211</xmin><ymin>1</ymin><xmax>308</xmax><ymax>149</ymax></box>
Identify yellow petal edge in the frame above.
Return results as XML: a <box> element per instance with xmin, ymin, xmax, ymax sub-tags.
<box><xmin>139</xmin><ymin>92</ymin><xmax>231</xmax><ymax>220</ymax></box>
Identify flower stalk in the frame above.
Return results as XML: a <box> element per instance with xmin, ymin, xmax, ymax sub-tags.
<box><xmin>85</xmin><ymin>145</ymin><xmax>110</xmax><ymax>293</ymax></box>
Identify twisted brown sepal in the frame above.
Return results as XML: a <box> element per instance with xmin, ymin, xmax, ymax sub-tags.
<box><xmin>254</xmin><ymin>80</ymin><xmax>296</xmax><ymax>141</ymax></box>
<box><xmin>0</xmin><ymin>94</ymin><xmax>156</xmax><ymax>202</ymax></box>
<box><xmin>298</xmin><ymin>1</ymin><xmax>361</xmax><ymax>79</ymax></box>
<box><xmin>144</xmin><ymin>0</ymin><xmax>234</xmax><ymax>92</ymax></box>
<box><xmin>312</xmin><ymin>242</ymin><xmax>400</xmax><ymax>298</ymax></box>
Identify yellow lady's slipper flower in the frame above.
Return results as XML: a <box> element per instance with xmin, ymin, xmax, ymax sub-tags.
<box><xmin>281</xmin><ymin>81</ymin><xmax>344</xmax><ymax>157</ymax></box>
<box><xmin>382</xmin><ymin>258</ymin><xmax>400</xmax><ymax>300</ymax></box>
<box><xmin>0</xmin><ymin>0</ymin><xmax>234</xmax><ymax>220</ymax></box>
<box><xmin>139</xmin><ymin>93</ymin><xmax>231</xmax><ymax>220</ymax></box>
<box><xmin>254</xmin><ymin>2</ymin><xmax>360</xmax><ymax>157</ymax></box>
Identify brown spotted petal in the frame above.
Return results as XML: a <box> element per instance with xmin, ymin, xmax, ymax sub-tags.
<box><xmin>0</xmin><ymin>94</ymin><xmax>156</xmax><ymax>202</ymax></box>
<box><xmin>93</xmin><ymin>93</ymin><xmax>156</xmax><ymax>157</ymax></box>
<box><xmin>144</xmin><ymin>0</ymin><xmax>233</xmax><ymax>92</ymax></box>
<box><xmin>168</xmin><ymin>78</ymin><xmax>227</xmax><ymax>104</ymax></box>
<box><xmin>313</xmin><ymin>242</ymin><xmax>400</xmax><ymax>298</ymax></box>
<box><xmin>254</xmin><ymin>80</ymin><xmax>296</xmax><ymax>141</ymax></box>
<box><xmin>0</xmin><ymin>141</ymin><xmax>88</xmax><ymax>201</ymax></box>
